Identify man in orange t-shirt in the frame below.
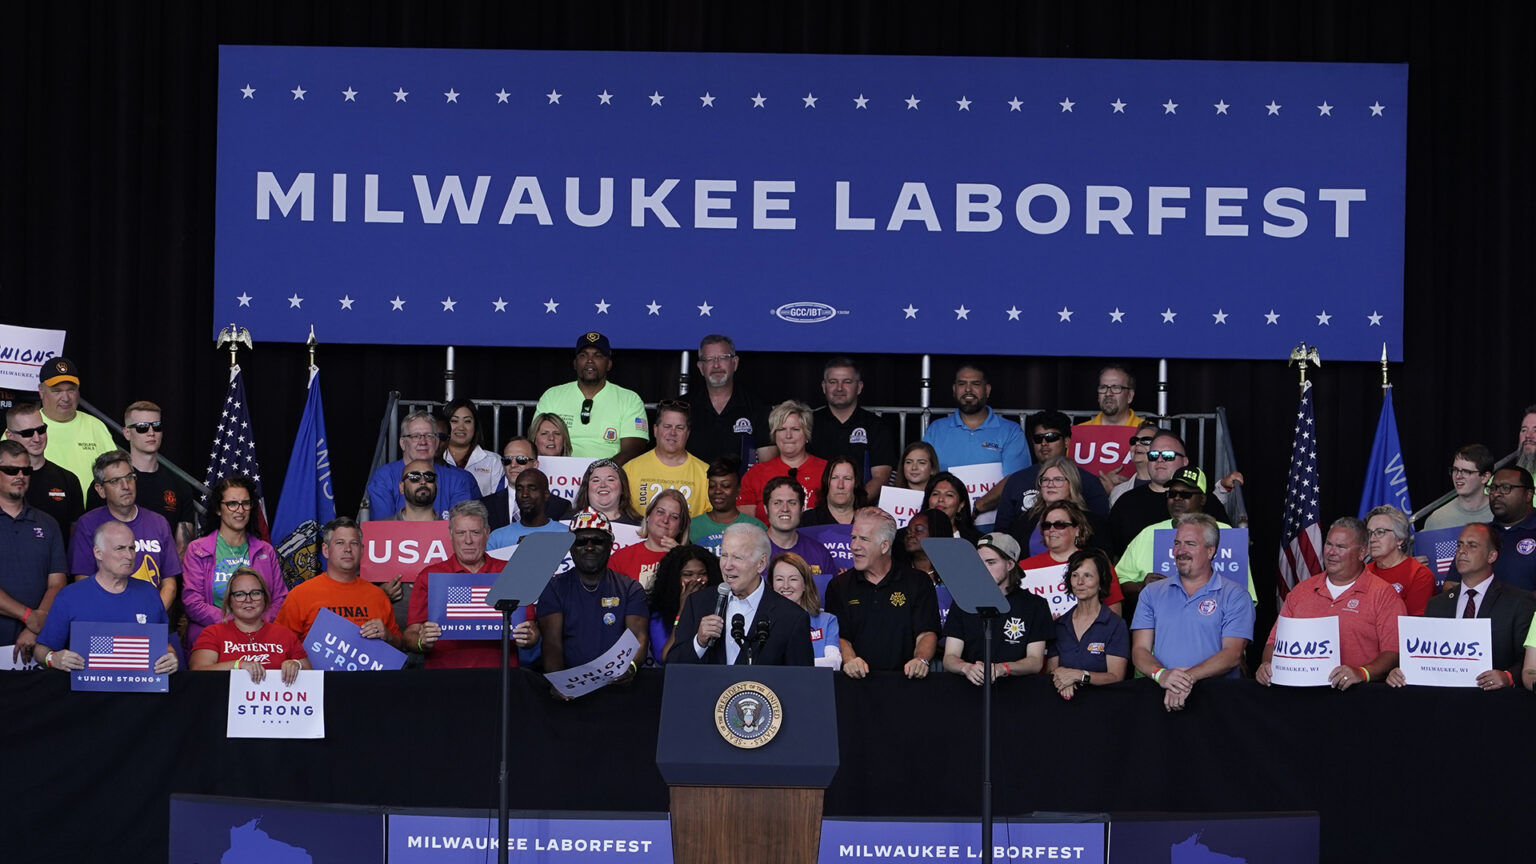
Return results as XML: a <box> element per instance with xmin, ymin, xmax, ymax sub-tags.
<box><xmin>275</xmin><ymin>517</ymin><xmax>402</xmax><ymax>648</ymax></box>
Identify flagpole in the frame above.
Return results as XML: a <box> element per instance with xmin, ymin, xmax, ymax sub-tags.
<box><xmin>1288</xmin><ymin>342</ymin><xmax>1320</xmax><ymax>393</ymax></box>
<box><xmin>1380</xmin><ymin>342</ymin><xmax>1390</xmax><ymax>391</ymax></box>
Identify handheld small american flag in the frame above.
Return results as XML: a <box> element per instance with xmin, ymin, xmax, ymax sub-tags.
<box><xmin>1432</xmin><ymin>539</ymin><xmax>1457</xmax><ymax>576</ymax></box>
<box><xmin>87</xmin><ymin>635</ymin><xmax>151</xmax><ymax>669</ymax></box>
<box><xmin>445</xmin><ymin>586</ymin><xmax>499</xmax><ymax>619</ymax></box>
<box><xmin>1278</xmin><ymin>383</ymin><xmax>1322</xmax><ymax>597</ymax></box>
<box><xmin>203</xmin><ymin>364</ymin><xmax>269</xmax><ymax>539</ymax></box>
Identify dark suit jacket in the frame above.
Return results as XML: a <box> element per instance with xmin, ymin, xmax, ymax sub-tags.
<box><xmin>478</xmin><ymin>490</ymin><xmax>571</xmax><ymax>532</ymax></box>
<box><xmin>1424</xmin><ymin>578</ymin><xmax>1536</xmax><ymax>675</ymax></box>
<box><xmin>666</xmin><ymin>582</ymin><xmax>813</xmax><ymax>666</ymax></box>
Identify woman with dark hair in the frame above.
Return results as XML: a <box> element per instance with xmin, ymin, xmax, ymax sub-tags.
<box><xmin>182</xmin><ymin>475</ymin><xmax>286</xmax><ymax>651</ymax></box>
<box><xmin>609</xmin><ymin>489</ymin><xmax>691</xmax><ymax>590</ymax></box>
<box><xmin>529</xmin><ymin>412</ymin><xmax>573</xmax><ymax>458</ymax></box>
<box><xmin>648</xmin><ymin>545</ymin><xmax>722</xmax><ymax>664</ymax></box>
<box><xmin>941</xmin><ymin>533</ymin><xmax>1051</xmax><ymax>684</ymax></box>
<box><xmin>801</xmin><ymin>457</ymin><xmax>868</xmax><ymax>527</ymax></box>
<box><xmin>1017</xmin><ymin>500</ymin><xmax>1124</xmax><ymax>617</ymax></box>
<box><xmin>1046</xmin><ymin>547</ymin><xmax>1130</xmax><ymax>699</ymax></box>
<box><xmin>894</xmin><ymin>508</ymin><xmax>954</xmax><ymax>577</ymax></box>
<box><xmin>771</xmin><ymin>552</ymin><xmax>842</xmax><ymax>669</ymax></box>
<box><xmin>895</xmin><ymin>441</ymin><xmax>939</xmax><ymax>491</ymax></box>
<box><xmin>441</xmin><ymin>398</ymin><xmax>501</xmax><ymax>496</ymax></box>
<box><xmin>189</xmin><ymin>567</ymin><xmax>309</xmax><ymax>684</ymax></box>
<box><xmin>572</xmin><ymin>459</ymin><xmax>642</xmax><ymax>524</ymax></box>
<box><xmin>925</xmin><ymin>472</ymin><xmax>981</xmax><ymax>543</ymax></box>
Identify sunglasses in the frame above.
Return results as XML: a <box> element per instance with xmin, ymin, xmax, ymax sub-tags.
<box><xmin>128</xmin><ymin>421</ymin><xmax>163</xmax><ymax>433</ymax></box>
<box><xmin>7</xmin><ymin>424</ymin><xmax>46</xmax><ymax>438</ymax></box>
<box><xmin>404</xmin><ymin>471</ymin><xmax>438</xmax><ymax>483</ymax></box>
<box><xmin>1040</xmin><ymin>520</ymin><xmax>1075</xmax><ymax>531</ymax></box>
<box><xmin>1031</xmin><ymin>432</ymin><xmax>1064</xmax><ymax>445</ymax></box>
<box><xmin>571</xmin><ymin>536</ymin><xmax>609</xmax><ymax>548</ymax></box>
<box><xmin>580</xmin><ymin>398</ymin><xmax>594</xmax><ymax>425</ymax></box>
<box><xmin>1147</xmin><ymin>450</ymin><xmax>1183</xmax><ymax>462</ymax></box>
<box><xmin>501</xmin><ymin>455</ymin><xmax>533</xmax><ymax>466</ymax></box>
<box><xmin>657</xmin><ymin>399</ymin><xmax>691</xmax><ymax>416</ymax></box>
<box><xmin>1129</xmin><ymin>435</ymin><xmax>1155</xmax><ymax>446</ymax></box>
<box><xmin>1166</xmin><ymin>489</ymin><xmax>1198</xmax><ymax>500</ymax></box>
<box><xmin>0</xmin><ymin>464</ymin><xmax>34</xmax><ymax>477</ymax></box>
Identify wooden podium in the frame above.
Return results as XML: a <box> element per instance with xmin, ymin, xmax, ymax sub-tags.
<box><xmin>656</xmin><ymin>666</ymin><xmax>839</xmax><ymax>864</ymax></box>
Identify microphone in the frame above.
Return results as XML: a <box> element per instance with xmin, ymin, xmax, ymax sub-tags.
<box><xmin>704</xmin><ymin>582</ymin><xmax>731</xmax><ymax>649</ymax></box>
<box><xmin>731</xmin><ymin>613</ymin><xmax>747</xmax><ymax>647</ymax></box>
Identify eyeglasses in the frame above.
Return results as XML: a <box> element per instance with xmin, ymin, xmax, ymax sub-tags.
<box><xmin>1366</xmin><ymin>527</ymin><xmax>1394</xmax><ymax>538</ymax></box>
<box><xmin>1096</xmin><ymin>384</ymin><xmax>1130</xmax><ymax>394</ymax></box>
<box><xmin>403</xmin><ymin>432</ymin><xmax>446</xmax><ymax>442</ymax></box>
<box><xmin>0</xmin><ymin>464</ymin><xmax>34</xmax><ymax>477</ymax></box>
<box><xmin>1031</xmin><ymin>432</ymin><xmax>1064</xmax><ymax>445</ymax></box>
<box><xmin>700</xmin><ymin>353</ymin><xmax>736</xmax><ymax>365</ymax></box>
<box><xmin>404</xmin><ymin>471</ymin><xmax>438</xmax><ymax>483</ymax></box>
<box><xmin>571</xmin><ymin>536</ymin><xmax>609</xmax><ymax>548</ymax></box>
<box><xmin>1448</xmin><ymin>467</ymin><xmax>1483</xmax><ymax>478</ymax></box>
<box><xmin>229</xmin><ymin>590</ymin><xmax>266</xmax><ymax>601</ymax></box>
<box><xmin>1147</xmin><ymin>450</ymin><xmax>1183</xmax><ymax>462</ymax></box>
<box><xmin>128</xmin><ymin>421</ymin><xmax>163</xmax><ymax>433</ymax></box>
<box><xmin>580</xmin><ymin>398</ymin><xmax>593</xmax><ymax>425</ymax></box>
<box><xmin>1490</xmin><ymin>483</ymin><xmax>1532</xmax><ymax>495</ymax></box>
<box><xmin>7</xmin><ymin>425</ymin><xmax>46</xmax><ymax>438</ymax></box>
<box><xmin>100</xmin><ymin>473</ymin><xmax>135</xmax><ymax>487</ymax></box>
<box><xmin>657</xmin><ymin>399</ymin><xmax>691</xmax><ymax>416</ymax></box>
<box><xmin>1129</xmin><ymin>435</ymin><xmax>1155</xmax><ymax>446</ymax></box>
<box><xmin>221</xmin><ymin>500</ymin><xmax>253</xmax><ymax>510</ymax></box>
<box><xmin>1166</xmin><ymin>489</ymin><xmax>1198</xmax><ymax>500</ymax></box>
<box><xmin>501</xmin><ymin>455</ymin><xmax>533</xmax><ymax>466</ymax></box>
<box><xmin>1039</xmin><ymin>475</ymin><xmax>1068</xmax><ymax>486</ymax></box>
<box><xmin>1040</xmin><ymin>520</ymin><xmax>1076</xmax><ymax>531</ymax></box>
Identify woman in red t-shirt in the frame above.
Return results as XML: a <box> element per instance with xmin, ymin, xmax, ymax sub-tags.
<box><xmin>1017</xmin><ymin>501</ymin><xmax>1125</xmax><ymax>619</ymax></box>
<box><xmin>190</xmin><ymin>567</ymin><xmax>309</xmax><ymax>684</ymax></box>
<box><xmin>610</xmin><ymin>489</ymin><xmax>691</xmax><ymax>592</ymax></box>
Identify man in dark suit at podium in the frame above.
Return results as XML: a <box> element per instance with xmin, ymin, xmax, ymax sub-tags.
<box><xmin>668</xmin><ymin>523</ymin><xmax>812</xmax><ymax>666</ymax></box>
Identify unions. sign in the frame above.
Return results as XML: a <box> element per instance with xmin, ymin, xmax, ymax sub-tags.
<box><xmin>215</xmin><ymin>47</ymin><xmax>1406</xmax><ymax>360</ymax></box>
<box><xmin>1397</xmin><ymin>615</ymin><xmax>1491</xmax><ymax>687</ymax></box>
<box><xmin>1020</xmin><ymin>562</ymin><xmax>1074</xmax><ymax>618</ymax></box>
<box><xmin>0</xmin><ymin>322</ymin><xmax>65</xmax><ymax>390</ymax></box>
<box><xmin>1269</xmin><ymin>615</ymin><xmax>1339</xmax><ymax>687</ymax></box>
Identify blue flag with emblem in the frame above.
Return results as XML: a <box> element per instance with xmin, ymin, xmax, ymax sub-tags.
<box><xmin>1357</xmin><ymin>389</ymin><xmax>1411</xmax><ymax>520</ymax></box>
<box><xmin>272</xmin><ymin>366</ymin><xmax>335</xmax><ymax>587</ymax></box>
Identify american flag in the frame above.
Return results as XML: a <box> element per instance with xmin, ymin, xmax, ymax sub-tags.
<box><xmin>87</xmin><ymin>635</ymin><xmax>150</xmax><ymax>669</ymax></box>
<box><xmin>446</xmin><ymin>585</ymin><xmax>499</xmax><ymax>619</ymax></box>
<box><xmin>1278</xmin><ymin>383</ymin><xmax>1322</xmax><ymax>597</ymax></box>
<box><xmin>1432</xmin><ymin>539</ymin><xmax>1457</xmax><ymax>576</ymax></box>
<box><xmin>203</xmin><ymin>364</ymin><xmax>269</xmax><ymax>540</ymax></box>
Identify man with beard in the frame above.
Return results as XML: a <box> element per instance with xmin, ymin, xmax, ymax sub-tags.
<box><xmin>391</xmin><ymin>460</ymin><xmax>441</xmax><ymax>521</ymax></box>
<box><xmin>1108</xmin><ymin>430</ymin><xmax>1229</xmax><ymax>556</ymax></box>
<box><xmin>1131</xmin><ymin>513</ymin><xmax>1252</xmax><ymax>712</ymax></box>
<box><xmin>683</xmin><ymin>334</ymin><xmax>774</xmax><ymax>469</ymax></box>
<box><xmin>921</xmin><ymin>362</ymin><xmax>1027</xmax><ymax>476</ymax></box>
<box><xmin>1116</xmin><ymin>467</ymin><xmax>1253</xmax><ymax>602</ymax></box>
<box><xmin>365</xmin><ymin>411</ymin><xmax>478</xmax><ymax>520</ymax></box>
<box><xmin>534</xmin><ymin>332</ymin><xmax>648</xmax><ymax>464</ymax></box>
<box><xmin>1080</xmin><ymin>364</ymin><xmax>1144</xmax><ymax>428</ymax></box>
<box><xmin>808</xmin><ymin>357</ymin><xmax>895</xmax><ymax>503</ymax></box>
<box><xmin>537</xmin><ymin>509</ymin><xmax>649</xmax><ymax>675</ymax></box>
<box><xmin>1447</xmin><ymin>467</ymin><xmax>1536</xmax><ymax>593</ymax></box>
<box><xmin>1518</xmin><ymin>406</ymin><xmax>1536</xmax><ymax>477</ymax></box>
<box><xmin>0</xmin><ymin>439</ymin><xmax>66</xmax><ymax>664</ymax></box>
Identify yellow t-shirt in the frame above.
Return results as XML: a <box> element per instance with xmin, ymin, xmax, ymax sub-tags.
<box><xmin>623</xmin><ymin>449</ymin><xmax>711</xmax><ymax>517</ymax></box>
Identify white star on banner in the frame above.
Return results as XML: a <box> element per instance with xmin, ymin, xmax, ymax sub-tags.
<box><xmin>1214</xmin><ymin>100</ymin><xmax>1229</xmax><ymax>114</ymax></box>
<box><xmin>441</xmin><ymin>297</ymin><xmax>457</xmax><ymax>311</ymax></box>
<box><xmin>1111</xmin><ymin>99</ymin><xmax>1126</xmax><ymax>113</ymax></box>
<box><xmin>495</xmin><ymin>89</ymin><xmax>510</xmax><ymax>104</ymax></box>
<box><xmin>291</xmin><ymin>85</ymin><xmax>306</xmax><ymax>101</ymax></box>
<box><xmin>1367</xmin><ymin>311</ymin><xmax>1383</xmax><ymax>326</ymax></box>
<box><xmin>854</xmin><ymin>94</ymin><xmax>869</xmax><ymax>109</ymax></box>
<box><xmin>1005</xmin><ymin>306</ymin><xmax>1021</xmax><ymax>321</ymax></box>
<box><xmin>803</xmin><ymin>93</ymin><xmax>818</xmax><ymax>108</ymax></box>
<box><xmin>1317</xmin><ymin>102</ymin><xmax>1333</xmax><ymax>116</ymax></box>
<box><xmin>394</xmin><ymin>88</ymin><xmax>409</xmax><ymax>102</ymax></box>
<box><xmin>1059</xmin><ymin>97</ymin><xmax>1075</xmax><ymax>112</ymax></box>
<box><xmin>492</xmin><ymin>297</ymin><xmax>508</xmax><ymax>312</ymax></box>
<box><xmin>1266</xmin><ymin>100</ymin><xmax>1282</xmax><ymax>115</ymax></box>
<box><xmin>1369</xmin><ymin>102</ymin><xmax>1385</xmax><ymax>116</ymax></box>
<box><xmin>1109</xmin><ymin>308</ymin><xmax>1125</xmax><ymax>323</ymax></box>
<box><xmin>697</xmin><ymin>301</ymin><xmax>713</xmax><ymax>316</ymax></box>
<box><xmin>649</xmin><ymin>91</ymin><xmax>664</xmax><ymax>106</ymax></box>
<box><xmin>236</xmin><ymin>293</ymin><xmax>252</xmax><ymax>307</ymax></box>
<box><xmin>342</xmin><ymin>87</ymin><xmax>357</xmax><ymax>102</ymax></box>
<box><xmin>954</xmin><ymin>305</ymin><xmax>970</xmax><ymax>320</ymax></box>
<box><xmin>287</xmin><ymin>294</ymin><xmax>303</xmax><ymax>308</ymax></box>
<box><xmin>1316</xmin><ymin>310</ymin><xmax>1332</xmax><ymax>325</ymax></box>
<box><xmin>444</xmin><ymin>89</ymin><xmax>459</xmax><ymax>103</ymax></box>
<box><xmin>1212</xmin><ymin>310</ymin><xmax>1228</xmax><ymax>324</ymax></box>
<box><xmin>598</xmin><ymin>90</ymin><xmax>613</xmax><ymax>105</ymax></box>
<box><xmin>390</xmin><ymin>296</ymin><xmax>405</xmax><ymax>311</ymax></box>
<box><xmin>751</xmin><ymin>93</ymin><xmax>766</xmax><ymax>108</ymax></box>
<box><xmin>339</xmin><ymin>296</ymin><xmax>354</xmax><ymax>310</ymax></box>
<box><xmin>546</xmin><ymin>90</ymin><xmax>562</xmax><ymax>104</ymax></box>
<box><xmin>1265</xmin><ymin>309</ymin><xmax>1281</xmax><ymax>324</ymax></box>
<box><xmin>903</xmin><ymin>304</ymin><xmax>919</xmax><ymax>319</ymax></box>
<box><xmin>905</xmin><ymin>95</ymin><xmax>920</xmax><ymax>110</ymax></box>
<box><xmin>544</xmin><ymin>298</ymin><xmax>560</xmax><ymax>313</ymax></box>
<box><xmin>595</xmin><ymin>299</ymin><xmax>610</xmax><ymax>314</ymax></box>
<box><xmin>1162</xmin><ymin>99</ymin><xmax>1178</xmax><ymax>114</ymax></box>
<box><xmin>700</xmin><ymin>92</ymin><xmax>716</xmax><ymax>107</ymax></box>
<box><xmin>646</xmin><ymin>301</ymin><xmax>662</xmax><ymax>315</ymax></box>
<box><xmin>1161</xmin><ymin>308</ymin><xmax>1177</xmax><ymax>323</ymax></box>
<box><xmin>1007</xmin><ymin>97</ymin><xmax>1022</xmax><ymax>112</ymax></box>
<box><xmin>956</xmin><ymin>96</ymin><xmax>971</xmax><ymax>111</ymax></box>
<box><xmin>1057</xmin><ymin>307</ymin><xmax>1073</xmax><ymax>322</ymax></box>
<box><xmin>240</xmin><ymin>85</ymin><xmax>255</xmax><ymax>99</ymax></box>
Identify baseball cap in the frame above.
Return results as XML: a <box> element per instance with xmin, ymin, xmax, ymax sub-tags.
<box><xmin>570</xmin><ymin>507</ymin><xmax>613</xmax><ymax>537</ymax></box>
<box><xmin>576</xmin><ymin>331</ymin><xmax>612</xmax><ymax>357</ymax></box>
<box><xmin>40</xmin><ymin>357</ymin><xmax>79</xmax><ymax>388</ymax></box>
<box><xmin>1169</xmin><ymin>467</ymin><xmax>1206</xmax><ymax>492</ymax></box>
<box><xmin>976</xmin><ymin>532</ymin><xmax>1021</xmax><ymax>563</ymax></box>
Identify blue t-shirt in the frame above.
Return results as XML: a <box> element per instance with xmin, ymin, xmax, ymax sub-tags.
<box><xmin>536</xmin><ymin>569</ymin><xmax>648</xmax><ymax>668</ymax></box>
<box><xmin>921</xmin><ymin>407</ymin><xmax>1028</xmax><ymax>475</ymax></box>
<box><xmin>37</xmin><ymin>576</ymin><xmax>169</xmax><ymax>652</ymax></box>
<box><xmin>0</xmin><ymin>504</ymin><xmax>66</xmax><ymax>645</ymax></box>
<box><xmin>365</xmin><ymin>459</ymin><xmax>479</xmax><ymax>520</ymax></box>
<box><xmin>809</xmin><ymin>610</ymin><xmax>840</xmax><ymax>663</ymax></box>
<box><xmin>1049</xmin><ymin>604</ymin><xmax>1131</xmax><ymax>673</ymax></box>
<box><xmin>1129</xmin><ymin>573</ymin><xmax>1253</xmax><ymax>675</ymax></box>
<box><xmin>487</xmin><ymin>519</ymin><xmax>568</xmax><ymax>552</ymax></box>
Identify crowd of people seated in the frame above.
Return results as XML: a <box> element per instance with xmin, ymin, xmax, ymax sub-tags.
<box><xmin>6</xmin><ymin>340</ymin><xmax>1536</xmax><ymax>705</ymax></box>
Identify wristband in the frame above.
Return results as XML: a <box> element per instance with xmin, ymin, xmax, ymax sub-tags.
<box><xmin>43</xmin><ymin>650</ymin><xmax>53</xmax><ymax>669</ymax></box>
<box><xmin>1359</xmin><ymin>666</ymin><xmax>1369</xmax><ymax>683</ymax></box>
<box><xmin>21</xmin><ymin>607</ymin><xmax>31</xmax><ymax>623</ymax></box>
<box><xmin>1081</xmin><ymin>671</ymin><xmax>1091</xmax><ymax>686</ymax></box>
<box><xmin>998</xmin><ymin>663</ymin><xmax>1009</xmax><ymax>678</ymax></box>
<box><xmin>1505</xmin><ymin>670</ymin><xmax>1515</xmax><ymax>687</ymax></box>
<box><xmin>417</xmin><ymin>636</ymin><xmax>425</xmax><ymax>653</ymax></box>
<box><xmin>1153</xmin><ymin>667</ymin><xmax>1165</xmax><ymax>683</ymax></box>
<box><xmin>234</xmin><ymin>659</ymin><xmax>242</xmax><ymax>671</ymax></box>
<box><xmin>628</xmin><ymin>661</ymin><xmax>639</xmax><ymax>675</ymax></box>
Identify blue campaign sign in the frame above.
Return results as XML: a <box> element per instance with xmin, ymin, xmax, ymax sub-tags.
<box><xmin>69</xmin><ymin>621</ymin><xmax>168</xmax><ymax>693</ymax></box>
<box><xmin>426</xmin><ymin>573</ymin><xmax>503</xmax><ymax>639</ymax></box>
<box><xmin>387</xmin><ymin>811</ymin><xmax>672</xmax><ymax>863</ymax></box>
<box><xmin>820</xmin><ymin>818</ymin><xmax>1105</xmax><ymax>863</ymax></box>
<box><xmin>1108</xmin><ymin>813</ymin><xmax>1317</xmax><ymax>864</ymax></box>
<box><xmin>216</xmin><ymin>47</ymin><xmax>1406</xmax><ymax>360</ymax></box>
<box><xmin>1152</xmin><ymin>527</ymin><xmax>1249</xmax><ymax>580</ymax></box>
<box><xmin>303</xmin><ymin>607</ymin><xmax>407</xmax><ymax>671</ymax></box>
<box><xmin>1414</xmin><ymin>525</ymin><xmax>1463</xmax><ymax>586</ymax></box>
<box><xmin>170</xmin><ymin>794</ymin><xmax>384</xmax><ymax>864</ymax></box>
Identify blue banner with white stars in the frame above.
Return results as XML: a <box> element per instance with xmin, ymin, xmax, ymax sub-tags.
<box><xmin>215</xmin><ymin>46</ymin><xmax>1407</xmax><ymax>360</ymax></box>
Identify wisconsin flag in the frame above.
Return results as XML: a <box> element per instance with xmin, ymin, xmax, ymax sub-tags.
<box><xmin>1357</xmin><ymin>389</ymin><xmax>1412</xmax><ymax>520</ymax></box>
<box><xmin>272</xmin><ymin>366</ymin><xmax>335</xmax><ymax>587</ymax></box>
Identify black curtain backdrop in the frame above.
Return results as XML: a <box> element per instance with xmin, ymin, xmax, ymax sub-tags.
<box><xmin>1</xmin><ymin>2</ymin><xmax>1532</xmax><ymax>648</ymax></box>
